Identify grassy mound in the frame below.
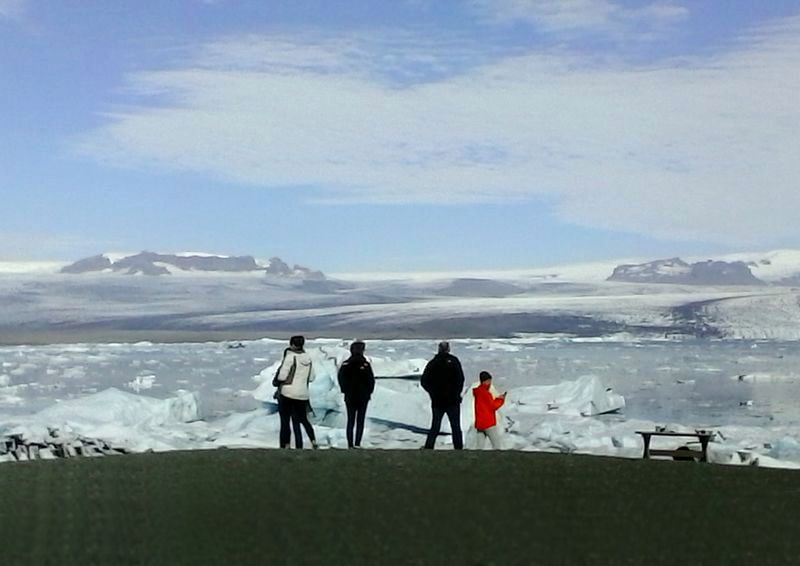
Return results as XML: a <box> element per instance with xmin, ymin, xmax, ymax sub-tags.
<box><xmin>0</xmin><ymin>449</ymin><xmax>796</xmax><ymax>565</ymax></box>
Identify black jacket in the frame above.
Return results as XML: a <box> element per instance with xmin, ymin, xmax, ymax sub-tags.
<box><xmin>338</xmin><ymin>355</ymin><xmax>376</xmax><ymax>402</ymax></box>
<box><xmin>421</xmin><ymin>353</ymin><xmax>465</xmax><ymax>407</ymax></box>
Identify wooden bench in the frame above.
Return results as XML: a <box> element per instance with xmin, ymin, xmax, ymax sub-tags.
<box><xmin>635</xmin><ymin>430</ymin><xmax>714</xmax><ymax>462</ymax></box>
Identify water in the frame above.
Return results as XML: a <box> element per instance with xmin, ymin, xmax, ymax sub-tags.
<box><xmin>485</xmin><ymin>339</ymin><xmax>800</xmax><ymax>428</ymax></box>
<box><xmin>1</xmin><ymin>338</ymin><xmax>798</xmax><ymax>431</ymax></box>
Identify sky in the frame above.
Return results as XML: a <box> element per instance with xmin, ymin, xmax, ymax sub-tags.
<box><xmin>1</xmin><ymin>0</ymin><xmax>799</xmax><ymax>272</ymax></box>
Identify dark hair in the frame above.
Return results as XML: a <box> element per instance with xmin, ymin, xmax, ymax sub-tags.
<box><xmin>479</xmin><ymin>371</ymin><xmax>492</xmax><ymax>382</ymax></box>
<box><xmin>350</xmin><ymin>340</ymin><xmax>366</xmax><ymax>355</ymax></box>
<box><xmin>438</xmin><ymin>341</ymin><xmax>450</xmax><ymax>354</ymax></box>
<box><xmin>289</xmin><ymin>335</ymin><xmax>305</xmax><ymax>350</ymax></box>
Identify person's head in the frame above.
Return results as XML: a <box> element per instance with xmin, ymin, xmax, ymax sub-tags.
<box><xmin>479</xmin><ymin>371</ymin><xmax>493</xmax><ymax>385</ymax></box>
<box><xmin>289</xmin><ymin>335</ymin><xmax>305</xmax><ymax>351</ymax></box>
<box><xmin>438</xmin><ymin>341</ymin><xmax>450</xmax><ymax>355</ymax></box>
<box><xmin>350</xmin><ymin>340</ymin><xmax>366</xmax><ymax>356</ymax></box>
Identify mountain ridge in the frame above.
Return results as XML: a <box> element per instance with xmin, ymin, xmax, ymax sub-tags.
<box><xmin>608</xmin><ymin>257</ymin><xmax>766</xmax><ymax>286</ymax></box>
<box><xmin>59</xmin><ymin>251</ymin><xmax>325</xmax><ymax>279</ymax></box>
<box><xmin>4</xmin><ymin>248</ymin><xmax>800</xmax><ymax>285</ymax></box>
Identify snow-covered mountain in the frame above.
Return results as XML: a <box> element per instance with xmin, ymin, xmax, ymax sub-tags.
<box><xmin>4</xmin><ymin>249</ymin><xmax>800</xmax><ymax>341</ymax></box>
<box><xmin>59</xmin><ymin>251</ymin><xmax>325</xmax><ymax>279</ymax></box>
<box><xmin>711</xmin><ymin>250</ymin><xmax>800</xmax><ymax>285</ymax></box>
<box><xmin>608</xmin><ymin>258</ymin><xmax>765</xmax><ymax>286</ymax></box>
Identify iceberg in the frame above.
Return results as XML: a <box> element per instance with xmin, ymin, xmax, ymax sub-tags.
<box><xmin>510</xmin><ymin>375</ymin><xmax>625</xmax><ymax>417</ymax></box>
<box><xmin>2</xmin><ymin>388</ymin><xmax>200</xmax><ymax>453</ymax></box>
<box><xmin>32</xmin><ymin>387</ymin><xmax>199</xmax><ymax>427</ymax></box>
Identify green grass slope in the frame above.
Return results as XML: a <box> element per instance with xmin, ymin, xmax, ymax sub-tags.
<box><xmin>0</xmin><ymin>450</ymin><xmax>797</xmax><ymax>565</ymax></box>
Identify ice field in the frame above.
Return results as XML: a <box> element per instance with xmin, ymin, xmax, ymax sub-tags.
<box><xmin>2</xmin><ymin>337</ymin><xmax>800</xmax><ymax>468</ymax></box>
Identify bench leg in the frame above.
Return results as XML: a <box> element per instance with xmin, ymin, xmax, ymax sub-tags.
<box><xmin>642</xmin><ymin>435</ymin><xmax>651</xmax><ymax>459</ymax></box>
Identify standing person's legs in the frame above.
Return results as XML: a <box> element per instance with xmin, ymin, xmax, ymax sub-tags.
<box><xmin>289</xmin><ymin>399</ymin><xmax>304</xmax><ymax>449</ymax></box>
<box><xmin>475</xmin><ymin>429</ymin><xmax>487</xmax><ymax>450</ymax></box>
<box><xmin>484</xmin><ymin>426</ymin><xmax>503</xmax><ymax>450</ymax></box>
<box><xmin>354</xmin><ymin>398</ymin><xmax>368</xmax><ymax>447</ymax></box>
<box><xmin>424</xmin><ymin>405</ymin><xmax>446</xmax><ymax>449</ymax></box>
<box><xmin>299</xmin><ymin>401</ymin><xmax>316</xmax><ymax>445</ymax></box>
<box><xmin>445</xmin><ymin>404</ymin><xmax>463</xmax><ymax>450</ymax></box>
<box><xmin>278</xmin><ymin>395</ymin><xmax>292</xmax><ymax>448</ymax></box>
<box><xmin>345</xmin><ymin>397</ymin><xmax>357</xmax><ymax>448</ymax></box>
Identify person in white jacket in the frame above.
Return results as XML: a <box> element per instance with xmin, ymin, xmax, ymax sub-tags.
<box><xmin>275</xmin><ymin>335</ymin><xmax>318</xmax><ymax>449</ymax></box>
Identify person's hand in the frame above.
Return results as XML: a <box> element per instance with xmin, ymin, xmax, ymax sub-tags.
<box><xmin>501</xmin><ymin>392</ymin><xmax>508</xmax><ymax>398</ymax></box>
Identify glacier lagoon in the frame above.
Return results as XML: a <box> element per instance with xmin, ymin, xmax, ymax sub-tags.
<box><xmin>1</xmin><ymin>337</ymin><xmax>799</xmax><ymax>467</ymax></box>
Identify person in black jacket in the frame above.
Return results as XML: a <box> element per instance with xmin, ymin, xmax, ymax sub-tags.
<box><xmin>337</xmin><ymin>340</ymin><xmax>376</xmax><ymax>448</ymax></box>
<box><xmin>421</xmin><ymin>341</ymin><xmax>465</xmax><ymax>450</ymax></box>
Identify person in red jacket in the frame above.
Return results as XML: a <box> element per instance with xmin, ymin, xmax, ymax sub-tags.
<box><xmin>472</xmin><ymin>371</ymin><xmax>506</xmax><ymax>450</ymax></box>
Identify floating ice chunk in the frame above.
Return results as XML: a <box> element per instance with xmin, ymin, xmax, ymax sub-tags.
<box><xmin>464</xmin><ymin>340</ymin><xmax>522</xmax><ymax>352</ymax></box>
<box><xmin>32</xmin><ymin>388</ymin><xmax>198</xmax><ymax>428</ymax></box>
<box><xmin>61</xmin><ymin>366</ymin><xmax>87</xmax><ymax>380</ymax></box>
<box><xmin>0</xmin><ymin>386</ymin><xmax>25</xmax><ymax>406</ymax></box>
<box><xmin>127</xmin><ymin>374</ymin><xmax>157</xmax><ymax>393</ymax></box>
<box><xmin>208</xmin><ymin>408</ymin><xmax>280</xmax><ymax>447</ymax></box>
<box><xmin>769</xmin><ymin>436</ymin><xmax>800</xmax><ymax>461</ymax></box>
<box><xmin>251</xmin><ymin>379</ymin><xmax>276</xmax><ymax>403</ymax></box>
<box><xmin>733</xmin><ymin>372</ymin><xmax>796</xmax><ymax>383</ymax></box>
<box><xmin>367</xmin><ymin>380</ymin><xmax>432</xmax><ymax>432</ymax></box>
<box><xmin>370</xmin><ymin>357</ymin><xmax>427</xmax><ymax>378</ymax></box>
<box><xmin>510</xmin><ymin>375</ymin><xmax>625</xmax><ymax>416</ymax></box>
<box><xmin>0</xmin><ymin>388</ymin><xmax>202</xmax><ymax>454</ymax></box>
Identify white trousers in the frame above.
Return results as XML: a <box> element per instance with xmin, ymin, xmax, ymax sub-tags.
<box><xmin>475</xmin><ymin>426</ymin><xmax>503</xmax><ymax>450</ymax></box>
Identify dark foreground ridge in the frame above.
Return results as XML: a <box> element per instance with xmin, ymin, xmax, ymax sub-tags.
<box><xmin>0</xmin><ymin>449</ymin><xmax>797</xmax><ymax>565</ymax></box>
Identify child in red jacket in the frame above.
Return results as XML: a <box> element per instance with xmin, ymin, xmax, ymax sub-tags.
<box><xmin>472</xmin><ymin>371</ymin><xmax>507</xmax><ymax>449</ymax></box>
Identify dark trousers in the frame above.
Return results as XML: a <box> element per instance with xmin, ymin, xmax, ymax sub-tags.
<box><xmin>279</xmin><ymin>396</ymin><xmax>316</xmax><ymax>449</ymax></box>
<box><xmin>345</xmin><ymin>397</ymin><xmax>369</xmax><ymax>448</ymax></box>
<box><xmin>424</xmin><ymin>403</ymin><xmax>463</xmax><ymax>450</ymax></box>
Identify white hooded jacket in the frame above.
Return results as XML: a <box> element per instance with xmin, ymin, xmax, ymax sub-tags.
<box><xmin>276</xmin><ymin>349</ymin><xmax>315</xmax><ymax>400</ymax></box>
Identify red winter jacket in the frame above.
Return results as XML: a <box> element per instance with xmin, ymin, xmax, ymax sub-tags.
<box><xmin>473</xmin><ymin>382</ymin><xmax>505</xmax><ymax>431</ymax></box>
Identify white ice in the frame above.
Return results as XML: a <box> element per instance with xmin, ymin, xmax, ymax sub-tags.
<box><xmin>1</xmin><ymin>338</ymin><xmax>800</xmax><ymax>470</ymax></box>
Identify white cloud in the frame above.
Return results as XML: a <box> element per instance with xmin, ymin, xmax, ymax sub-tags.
<box><xmin>77</xmin><ymin>15</ymin><xmax>800</xmax><ymax>246</ymax></box>
<box><xmin>470</xmin><ymin>0</ymin><xmax>689</xmax><ymax>38</ymax></box>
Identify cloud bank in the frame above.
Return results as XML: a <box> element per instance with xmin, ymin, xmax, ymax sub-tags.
<box><xmin>471</xmin><ymin>0</ymin><xmax>689</xmax><ymax>38</ymax></box>
<box><xmin>77</xmin><ymin>15</ymin><xmax>800</xmax><ymax>246</ymax></box>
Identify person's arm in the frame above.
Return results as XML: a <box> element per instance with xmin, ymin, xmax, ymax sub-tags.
<box><xmin>338</xmin><ymin>363</ymin><xmax>349</xmax><ymax>393</ymax></box>
<box><xmin>276</xmin><ymin>352</ymin><xmax>295</xmax><ymax>382</ymax></box>
<box><xmin>421</xmin><ymin>361</ymin><xmax>432</xmax><ymax>393</ymax></box>
<box><xmin>308</xmin><ymin>359</ymin><xmax>315</xmax><ymax>383</ymax></box>
<box><xmin>493</xmin><ymin>394</ymin><xmax>506</xmax><ymax>410</ymax></box>
<box><xmin>366</xmin><ymin>362</ymin><xmax>375</xmax><ymax>396</ymax></box>
<box><xmin>454</xmin><ymin>359</ymin><xmax>465</xmax><ymax>396</ymax></box>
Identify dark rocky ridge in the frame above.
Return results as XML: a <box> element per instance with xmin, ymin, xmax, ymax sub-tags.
<box><xmin>61</xmin><ymin>252</ymin><xmax>325</xmax><ymax>279</ymax></box>
<box><xmin>608</xmin><ymin>258</ymin><xmax>765</xmax><ymax>286</ymax></box>
<box><xmin>264</xmin><ymin>256</ymin><xmax>325</xmax><ymax>280</ymax></box>
<box><xmin>60</xmin><ymin>254</ymin><xmax>113</xmax><ymax>274</ymax></box>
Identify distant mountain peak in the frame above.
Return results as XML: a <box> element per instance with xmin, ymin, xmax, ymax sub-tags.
<box><xmin>608</xmin><ymin>257</ymin><xmax>764</xmax><ymax>286</ymax></box>
<box><xmin>60</xmin><ymin>251</ymin><xmax>325</xmax><ymax>279</ymax></box>
<box><xmin>60</xmin><ymin>254</ymin><xmax>112</xmax><ymax>274</ymax></box>
<box><xmin>265</xmin><ymin>256</ymin><xmax>325</xmax><ymax>280</ymax></box>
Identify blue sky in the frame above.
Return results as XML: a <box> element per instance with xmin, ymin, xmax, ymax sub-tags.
<box><xmin>2</xmin><ymin>1</ymin><xmax>800</xmax><ymax>272</ymax></box>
